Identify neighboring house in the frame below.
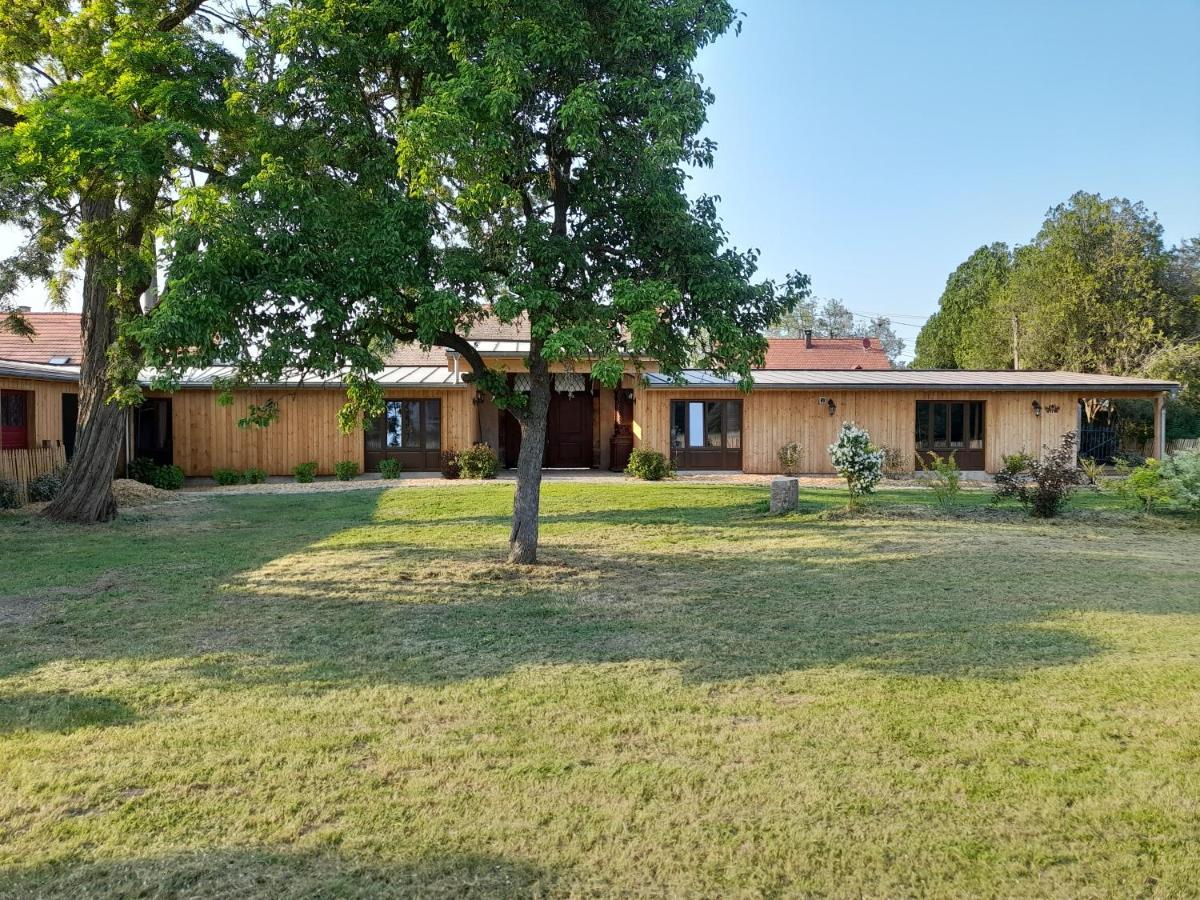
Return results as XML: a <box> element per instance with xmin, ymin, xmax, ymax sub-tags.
<box><xmin>762</xmin><ymin>331</ymin><xmax>892</xmax><ymax>370</ymax></box>
<box><xmin>0</xmin><ymin>312</ymin><xmax>1177</xmax><ymax>476</ymax></box>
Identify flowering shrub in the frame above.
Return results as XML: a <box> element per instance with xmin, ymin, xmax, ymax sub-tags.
<box><xmin>828</xmin><ymin>422</ymin><xmax>884</xmax><ymax>505</ymax></box>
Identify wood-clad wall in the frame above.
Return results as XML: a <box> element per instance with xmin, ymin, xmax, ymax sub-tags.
<box><xmin>0</xmin><ymin>376</ymin><xmax>76</xmax><ymax>448</ymax></box>
<box><xmin>165</xmin><ymin>387</ymin><xmax>477</xmax><ymax>476</ymax></box>
<box><xmin>632</xmin><ymin>387</ymin><xmax>1108</xmax><ymax>474</ymax></box>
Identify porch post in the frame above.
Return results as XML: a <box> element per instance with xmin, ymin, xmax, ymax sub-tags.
<box><xmin>1152</xmin><ymin>393</ymin><xmax>1166</xmax><ymax>459</ymax></box>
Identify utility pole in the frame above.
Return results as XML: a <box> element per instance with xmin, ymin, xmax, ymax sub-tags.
<box><xmin>1011</xmin><ymin>314</ymin><xmax>1020</xmax><ymax>370</ymax></box>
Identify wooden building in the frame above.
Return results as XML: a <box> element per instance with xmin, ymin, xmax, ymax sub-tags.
<box><xmin>0</xmin><ymin>314</ymin><xmax>1178</xmax><ymax>478</ymax></box>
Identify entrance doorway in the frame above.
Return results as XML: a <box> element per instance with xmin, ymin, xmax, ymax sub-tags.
<box><xmin>1</xmin><ymin>391</ymin><xmax>31</xmax><ymax>449</ymax></box>
<box><xmin>133</xmin><ymin>398</ymin><xmax>174</xmax><ymax>466</ymax></box>
<box><xmin>502</xmin><ymin>376</ymin><xmax>594</xmax><ymax>468</ymax></box>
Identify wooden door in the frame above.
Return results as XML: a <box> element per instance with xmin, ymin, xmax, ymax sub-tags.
<box><xmin>1</xmin><ymin>391</ymin><xmax>30</xmax><ymax>450</ymax></box>
<box><xmin>501</xmin><ymin>379</ymin><xmax>595</xmax><ymax>469</ymax></box>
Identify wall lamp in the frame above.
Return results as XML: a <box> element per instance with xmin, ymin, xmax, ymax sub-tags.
<box><xmin>819</xmin><ymin>396</ymin><xmax>837</xmax><ymax>416</ymax></box>
<box><xmin>1032</xmin><ymin>400</ymin><xmax>1042</xmax><ymax>417</ymax></box>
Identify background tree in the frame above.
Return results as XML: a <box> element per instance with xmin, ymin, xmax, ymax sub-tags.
<box><xmin>147</xmin><ymin>0</ymin><xmax>802</xmax><ymax>564</ymax></box>
<box><xmin>912</xmin><ymin>243</ymin><xmax>1012</xmax><ymax>369</ymax></box>
<box><xmin>766</xmin><ymin>295</ymin><xmax>905</xmax><ymax>364</ymax></box>
<box><xmin>814</xmin><ymin>298</ymin><xmax>855</xmax><ymax>337</ymax></box>
<box><xmin>0</xmin><ymin>0</ymin><xmax>244</xmax><ymax>521</ymax></box>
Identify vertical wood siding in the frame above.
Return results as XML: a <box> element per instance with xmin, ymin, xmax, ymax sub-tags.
<box><xmin>632</xmin><ymin>387</ymin><xmax>1099</xmax><ymax>474</ymax></box>
<box><xmin>167</xmin><ymin>387</ymin><xmax>476</xmax><ymax>476</ymax></box>
<box><xmin>0</xmin><ymin>376</ymin><xmax>76</xmax><ymax>448</ymax></box>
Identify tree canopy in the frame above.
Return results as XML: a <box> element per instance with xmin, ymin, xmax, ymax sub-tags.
<box><xmin>915</xmin><ymin>192</ymin><xmax>1200</xmax><ymax>381</ymax></box>
<box><xmin>0</xmin><ymin>0</ymin><xmax>248</xmax><ymax>521</ymax></box>
<box><xmin>146</xmin><ymin>0</ymin><xmax>803</xmax><ymax>561</ymax></box>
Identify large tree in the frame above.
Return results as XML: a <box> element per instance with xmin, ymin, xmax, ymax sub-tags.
<box><xmin>912</xmin><ymin>243</ymin><xmax>1012</xmax><ymax>369</ymax></box>
<box><xmin>146</xmin><ymin>0</ymin><xmax>801</xmax><ymax>563</ymax></box>
<box><xmin>0</xmin><ymin>0</ymin><xmax>243</xmax><ymax>521</ymax></box>
<box><xmin>915</xmin><ymin>195</ymin><xmax>1200</xmax><ymax>380</ymax></box>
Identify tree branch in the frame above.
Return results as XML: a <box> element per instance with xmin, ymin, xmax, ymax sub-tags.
<box><xmin>158</xmin><ymin>0</ymin><xmax>207</xmax><ymax>31</ymax></box>
<box><xmin>0</xmin><ymin>107</ymin><xmax>22</xmax><ymax>128</ymax></box>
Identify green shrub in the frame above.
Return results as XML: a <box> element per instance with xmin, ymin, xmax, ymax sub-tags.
<box><xmin>0</xmin><ymin>477</ymin><xmax>19</xmax><ymax>510</ymax></box>
<box><xmin>1162</xmin><ymin>450</ymin><xmax>1200</xmax><ymax>513</ymax></box>
<box><xmin>456</xmin><ymin>443</ymin><xmax>499</xmax><ymax>479</ymax></box>
<box><xmin>1077</xmin><ymin>455</ymin><xmax>1106</xmax><ymax>486</ymax></box>
<box><xmin>918</xmin><ymin>451</ymin><xmax>961</xmax><ymax>508</ymax></box>
<box><xmin>777</xmin><ymin>441</ymin><xmax>803</xmax><ymax>476</ymax></box>
<box><xmin>440</xmin><ymin>450</ymin><xmax>461</xmax><ymax>479</ymax></box>
<box><xmin>1113</xmin><ymin>457</ymin><xmax>1172</xmax><ymax>512</ymax></box>
<box><xmin>293</xmin><ymin>461</ymin><xmax>318</xmax><ymax>483</ymax></box>
<box><xmin>128</xmin><ymin>456</ymin><xmax>160</xmax><ymax>485</ymax></box>
<box><xmin>993</xmin><ymin>433</ymin><xmax>1078</xmax><ymax>517</ymax></box>
<box><xmin>377</xmin><ymin>458</ymin><xmax>402</xmax><ymax>479</ymax></box>
<box><xmin>625</xmin><ymin>448</ymin><xmax>672</xmax><ymax>481</ymax></box>
<box><xmin>152</xmin><ymin>464</ymin><xmax>185</xmax><ymax>491</ymax></box>
<box><xmin>333</xmin><ymin>459</ymin><xmax>359</xmax><ymax>481</ymax></box>
<box><xmin>212</xmin><ymin>467</ymin><xmax>243</xmax><ymax>486</ymax></box>
<box><xmin>28</xmin><ymin>467</ymin><xmax>67</xmax><ymax>502</ymax></box>
<box><xmin>243</xmin><ymin>467</ymin><xmax>268</xmax><ymax>484</ymax></box>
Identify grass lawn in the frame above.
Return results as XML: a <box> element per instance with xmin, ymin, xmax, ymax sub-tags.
<box><xmin>1</xmin><ymin>483</ymin><xmax>1198</xmax><ymax>897</ymax></box>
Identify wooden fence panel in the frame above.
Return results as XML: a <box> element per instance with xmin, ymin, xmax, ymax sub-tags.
<box><xmin>1</xmin><ymin>445</ymin><xmax>67</xmax><ymax>505</ymax></box>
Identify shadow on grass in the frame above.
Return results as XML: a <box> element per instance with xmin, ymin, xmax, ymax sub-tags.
<box><xmin>0</xmin><ymin>849</ymin><xmax>555</xmax><ymax>899</ymax></box>
<box><xmin>1</xmin><ymin>483</ymin><xmax>1198</xmax><ymax>696</ymax></box>
<box><xmin>0</xmin><ymin>691</ymin><xmax>137</xmax><ymax>734</ymax></box>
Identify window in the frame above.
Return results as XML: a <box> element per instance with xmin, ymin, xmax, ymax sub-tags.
<box><xmin>916</xmin><ymin>401</ymin><xmax>985</xmax><ymax>451</ymax></box>
<box><xmin>670</xmin><ymin>400</ymin><xmax>742</xmax><ymax>449</ymax></box>
<box><xmin>368</xmin><ymin>400</ymin><xmax>440</xmax><ymax>452</ymax></box>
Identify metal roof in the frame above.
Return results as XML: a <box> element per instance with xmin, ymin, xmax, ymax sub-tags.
<box><xmin>1</xmin><ymin>356</ymin><xmax>1176</xmax><ymax>394</ymax></box>
<box><xmin>164</xmin><ymin>365</ymin><xmax>466</xmax><ymax>388</ymax></box>
<box><xmin>643</xmin><ymin>369</ymin><xmax>1179</xmax><ymax>393</ymax></box>
<box><xmin>0</xmin><ymin>358</ymin><xmax>82</xmax><ymax>381</ymax></box>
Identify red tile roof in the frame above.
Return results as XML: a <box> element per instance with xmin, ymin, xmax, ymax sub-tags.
<box><xmin>0</xmin><ymin>312</ymin><xmax>82</xmax><ymax>365</ymax></box>
<box><xmin>763</xmin><ymin>337</ymin><xmax>892</xmax><ymax>370</ymax></box>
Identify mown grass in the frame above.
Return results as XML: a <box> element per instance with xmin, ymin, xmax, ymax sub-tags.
<box><xmin>1</xmin><ymin>483</ymin><xmax>1198</xmax><ymax>898</ymax></box>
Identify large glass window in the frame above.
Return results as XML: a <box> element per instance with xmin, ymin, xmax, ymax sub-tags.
<box><xmin>368</xmin><ymin>400</ymin><xmax>440</xmax><ymax>451</ymax></box>
<box><xmin>670</xmin><ymin>400</ymin><xmax>743</xmax><ymax>449</ymax></box>
<box><xmin>916</xmin><ymin>401</ymin><xmax>984</xmax><ymax>451</ymax></box>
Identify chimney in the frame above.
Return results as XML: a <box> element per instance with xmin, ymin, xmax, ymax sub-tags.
<box><xmin>804</xmin><ymin>329</ymin><xmax>813</xmax><ymax>349</ymax></box>
<box><xmin>862</xmin><ymin>337</ymin><xmax>871</xmax><ymax>350</ymax></box>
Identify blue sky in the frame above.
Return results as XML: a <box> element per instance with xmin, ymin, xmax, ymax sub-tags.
<box><xmin>688</xmin><ymin>0</ymin><xmax>1200</xmax><ymax>360</ymax></box>
<box><xmin>5</xmin><ymin>1</ymin><xmax>1199</xmax><ymax>362</ymax></box>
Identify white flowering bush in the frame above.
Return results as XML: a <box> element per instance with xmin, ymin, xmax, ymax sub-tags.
<box><xmin>828</xmin><ymin>422</ymin><xmax>884</xmax><ymax>505</ymax></box>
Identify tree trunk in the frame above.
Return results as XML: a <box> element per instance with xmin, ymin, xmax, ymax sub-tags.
<box><xmin>508</xmin><ymin>355</ymin><xmax>550</xmax><ymax>564</ymax></box>
<box><xmin>43</xmin><ymin>195</ymin><xmax>125</xmax><ymax>524</ymax></box>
